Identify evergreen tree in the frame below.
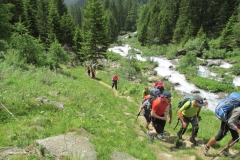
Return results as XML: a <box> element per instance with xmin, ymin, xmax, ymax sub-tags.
<box><xmin>115</xmin><ymin>0</ymin><xmax>124</xmax><ymax>33</ymax></box>
<box><xmin>72</xmin><ymin>27</ymin><xmax>83</xmax><ymax>53</ymax></box>
<box><xmin>219</xmin><ymin>15</ymin><xmax>235</xmax><ymax>50</ymax></box>
<box><xmin>137</xmin><ymin>5</ymin><xmax>149</xmax><ymax>46</ymax></box>
<box><xmin>2</xmin><ymin>0</ymin><xmax>23</xmax><ymax>24</ymax></box>
<box><xmin>68</xmin><ymin>4</ymin><xmax>83</xmax><ymax>27</ymax></box>
<box><xmin>105</xmin><ymin>10</ymin><xmax>118</xmax><ymax>43</ymax></box>
<box><xmin>36</xmin><ymin>0</ymin><xmax>49</xmax><ymax>48</ymax></box>
<box><xmin>81</xmin><ymin>0</ymin><xmax>109</xmax><ymax>62</ymax></box>
<box><xmin>22</xmin><ymin>0</ymin><xmax>39</xmax><ymax>37</ymax></box>
<box><xmin>125</xmin><ymin>0</ymin><xmax>138</xmax><ymax>32</ymax></box>
<box><xmin>59</xmin><ymin>13</ymin><xmax>75</xmax><ymax>45</ymax></box>
<box><xmin>0</xmin><ymin>1</ymin><xmax>13</xmax><ymax>40</ymax></box>
<box><xmin>46</xmin><ymin>0</ymin><xmax>61</xmax><ymax>48</ymax></box>
<box><xmin>53</xmin><ymin>0</ymin><xmax>68</xmax><ymax>16</ymax></box>
<box><xmin>10</xmin><ymin>22</ymin><xmax>46</xmax><ymax>66</ymax></box>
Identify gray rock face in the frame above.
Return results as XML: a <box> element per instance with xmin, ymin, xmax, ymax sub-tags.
<box><xmin>112</xmin><ymin>151</ymin><xmax>139</xmax><ymax>160</ymax></box>
<box><xmin>36</xmin><ymin>132</ymin><xmax>97</xmax><ymax>160</ymax></box>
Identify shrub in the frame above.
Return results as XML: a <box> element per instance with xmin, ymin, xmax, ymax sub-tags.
<box><xmin>231</xmin><ymin>64</ymin><xmax>240</xmax><ymax>76</ymax></box>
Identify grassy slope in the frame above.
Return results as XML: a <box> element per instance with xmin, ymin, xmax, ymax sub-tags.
<box><xmin>0</xmin><ymin>62</ymin><xmax>239</xmax><ymax>160</ymax></box>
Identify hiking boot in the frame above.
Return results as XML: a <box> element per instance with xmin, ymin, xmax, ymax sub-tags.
<box><xmin>190</xmin><ymin>137</ymin><xmax>198</xmax><ymax>146</ymax></box>
<box><xmin>203</xmin><ymin>145</ymin><xmax>210</xmax><ymax>156</ymax></box>
<box><xmin>177</xmin><ymin>132</ymin><xmax>182</xmax><ymax>139</ymax></box>
<box><xmin>222</xmin><ymin>148</ymin><xmax>233</xmax><ymax>157</ymax></box>
<box><xmin>147</xmin><ymin>131</ymin><xmax>154</xmax><ymax>142</ymax></box>
<box><xmin>154</xmin><ymin>136</ymin><xmax>158</xmax><ymax>140</ymax></box>
<box><xmin>159</xmin><ymin>133</ymin><xmax>164</xmax><ymax>139</ymax></box>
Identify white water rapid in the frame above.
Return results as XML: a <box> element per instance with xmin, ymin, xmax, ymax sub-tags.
<box><xmin>108</xmin><ymin>44</ymin><xmax>240</xmax><ymax>112</ymax></box>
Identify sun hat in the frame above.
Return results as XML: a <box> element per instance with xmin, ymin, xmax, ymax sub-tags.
<box><xmin>160</xmin><ymin>92</ymin><xmax>172</xmax><ymax>98</ymax></box>
<box><xmin>195</xmin><ymin>96</ymin><xmax>204</xmax><ymax>106</ymax></box>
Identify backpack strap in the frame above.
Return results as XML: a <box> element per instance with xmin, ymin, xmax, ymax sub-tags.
<box><xmin>183</xmin><ymin>100</ymin><xmax>192</xmax><ymax>110</ymax></box>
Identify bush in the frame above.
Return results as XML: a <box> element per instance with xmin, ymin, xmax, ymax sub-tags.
<box><xmin>184</xmin><ymin>38</ymin><xmax>208</xmax><ymax>57</ymax></box>
<box><xmin>231</xmin><ymin>64</ymin><xmax>240</xmax><ymax>75</ymax></box>
<box><xmin>106</xmin><ymin>51</ymin><xmax>122</xmax><ymax>61</ymax></box>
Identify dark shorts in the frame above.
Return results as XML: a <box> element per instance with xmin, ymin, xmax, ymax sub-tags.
<box><xmin>144</xmin><ymin>114</ymin><xmax>151</xmax><ymax>123</ymax></box>
<box><xmin>151</xmin><ymin>115</ymin><xmax>166</xmax><ymax>134</ymax></box>
<box><xmin>215</xmin><ymin>121</ymin><xmax>239</xmax><ymax>142</ymax></box>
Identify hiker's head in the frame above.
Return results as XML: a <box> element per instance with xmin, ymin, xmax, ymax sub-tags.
<box><xmin>161</xmin><ymin>92</ymin><xmax>172</xmax><ymax>102</ymax></box>
<box><xmin>155</xmin><ymin>82</ymin><xmax>164</xmax><ymax>93</ymax></box>
<box><xmin>194</xmin><ymin>96</ymin><xmax>204</xmax><ymax>107</ymax></box>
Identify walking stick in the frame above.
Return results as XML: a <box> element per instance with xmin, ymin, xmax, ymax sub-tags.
<box><xmin>173</xmin><ymin>118</ymin><xmax>180</xmax><ymax>130</ymax></box>
<box><xmin>211</xmin><ymin>137</ymin><xmax>240</xmax><ymax>160</ymax></box>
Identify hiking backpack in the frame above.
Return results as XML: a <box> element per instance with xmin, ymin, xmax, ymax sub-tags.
<box><xmin>215</xmin><ymin>92</ymin><xmax>240</xmax><ymax>122</ymax></box>
<box><xmin>142</xmin><ymin>88</ymin><xmax>161</xmax><ymax>113</ymax></box>
<box><xmin>178</xmin><ymin>95</ymin><xmax>195</xmax><ymax>110</ymax></box>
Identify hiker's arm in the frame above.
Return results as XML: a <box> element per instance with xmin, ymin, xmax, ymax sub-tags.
<box><xmin>177</xmin><ymin>110</ymin><xmax>186</xmax><ymax>128</ymax></box>
<box><xmin>196</xmin><ymin>107</ymin><xmax>201</xmax><ymax>118</ymax></box>
<box><xmin>151</xmin><ymin>110</ymin><xmax>166</xmax><ymax>121</ymax></box>
<box><xmin>137</xmin><ymin>105</ymin><xmax>143</xmax><ymax>115</ymax></box>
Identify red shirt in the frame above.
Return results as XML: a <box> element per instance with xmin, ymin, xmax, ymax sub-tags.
<box><xmin>112</xmin><ymin>75</ymin><xmax>118</xmax><ymax>81</ymax></box>
<box><xmin>151</xmin><ymin>97</ymin><xmax>168</xmax><ymax>116</ymax></box>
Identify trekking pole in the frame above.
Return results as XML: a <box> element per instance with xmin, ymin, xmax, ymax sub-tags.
<box><xmin>173</xmin><ymin>118</ymin><xmax>180</xmax><ymax>130</ymax></box>
<box><xmin>136</xmin><ymin>111</ymin><xmax>141</xmax><ymax>120</ymax></box>
<box><xmin>211</xmin><ymin>137</ymin><xmax>240</xmax><ymax>160</ymax></box>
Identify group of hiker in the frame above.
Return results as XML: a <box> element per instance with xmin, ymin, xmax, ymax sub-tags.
<box><xmin>137</xmin><ymin>82</ymin><xmax>240</xmax><ymax>158</ymax></box>
<box><xmin>86</xmin><ymin>63</ymin><xmax>97</xmax><ymax>78</ymax></box>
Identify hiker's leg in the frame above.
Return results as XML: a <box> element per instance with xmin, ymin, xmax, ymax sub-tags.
<box><xmin>225</xmin><ymin>128</ymin><xmax>239</xmax><ymax>148</ymax></box>
<box><xmin>144</xmin><ymin>114</ymin><xmax>151</xmax><ymax>129</ymax></box>
<box><xmin>215</xmin><ymin>121</ymin><xmax>229</xmax><ymax>141</ymax></box>
<box><xmin>115</xmin><ymin>82</ymin><xmax>117</xmax><ymax>90</ymax></box>
<box><xmin>153</xmin><ymin>116</ymin><xmax>166</xmax><ymax>135</ymax></box>
<box><xmin>151</xmin><ymin>117</ymin><xmax>163</xmax><ymax>136</ymax></box>
<box><xmin>112</xmin><ymin>81</ymin><xmax>114</xmax><ymax>88</ymax></box>
<box><xmin>191</xmin><ymin>116</ymin><xmax>199</xmax><ymax>138</ymax></box>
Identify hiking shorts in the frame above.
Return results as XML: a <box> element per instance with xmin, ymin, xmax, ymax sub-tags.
<box><xmin>215</xmin><ymin>120</ymin><xmax>239</xmax><ymax>142</ymax></box>
<box><xmin>151</xmin><ymin>115</ymin><xmax>166</xmax><ymax>134</ymax></box>
<box><xmin>144</xmin><ymin>114</ymin><xmax>151</xmax><ymax>123</ymax></box>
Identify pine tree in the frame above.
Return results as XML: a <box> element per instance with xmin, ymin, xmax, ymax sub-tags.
<box><xmin>115</xmin><ymin>0</ymin><xmax>124</xmax><ymax>33</ymax></box>
<box><xmin>0</xmin><ymin>2</ymin><xmax>13</xmax><ymax>40</ymax></box>
<box><xmin>22</xmin><ymin>0</ymin><xmax>39</xmax><ymax>37</ymax></box>
<box><xmin>81</xmin><ymin>0</ymin><xmax>109</xmax><ymax>62</ymax></box>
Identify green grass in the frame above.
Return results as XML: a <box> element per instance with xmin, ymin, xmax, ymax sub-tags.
<box><xmin>1</xmin><ymin>59</ymin><xmax>239</xmax><ymax>160</ymax></box>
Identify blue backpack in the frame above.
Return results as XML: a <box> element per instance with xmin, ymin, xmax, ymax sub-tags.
<box><xmin>215</xmin><ymin>92</ymin><xmax>240</xmax><ymax>122</ymax></box>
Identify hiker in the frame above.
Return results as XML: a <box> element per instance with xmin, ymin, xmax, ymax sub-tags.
<box><xmin>153</xmin><ymin>102</ymin><xmax>173</xmax><ymax>140</ymax></box>
<box><xmin>147</xmin><ymin>92</ymin><xmax>172</xmax><ymax>141</ymax></box>
<box><xmin>142</xmin><ymin>86</ymin><xmax>150</xmax><ymax>98</ymax></box>
<box><xmin>91</xmin><ymin>65</ymin><xmax>95</xmax><ymax>78</ymax></box>
<box><xmin>177</xmin><ymin>95</ymin><xmax>204</xmax><ymax>146</ymax></box>
<box><xmin>138</xmin><ymin>94</ymin><xmax>151</xmax><ymax>129</ymax></box>
<box><xmin>71</xmin><ymin>60</ymin><xmax>76</xmax><ymax>68</ymax></box>
<box><xmin>112</xmin><ymin>74</ymin><xmax>118</xmax><ymax>90</ymax></box>
<box><xmin>86</xmin><ymin>65</ymin><xmax>91</xmax><ymax>77</ymax></box>
<box><xmin>204</xmin><ymin>107</ymin><xmax>240</xmax><ymax>156</ymax></box>
<box><xmin>154</xmin><ymin>81</ymin><xmax>164</xmax><ymax>93</ymax></box>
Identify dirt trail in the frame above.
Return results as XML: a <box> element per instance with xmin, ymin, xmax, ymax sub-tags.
<box><xmin>98</xmin><ymin>81</ymin><xmax>137</xmax><ymax>104</ymax></box>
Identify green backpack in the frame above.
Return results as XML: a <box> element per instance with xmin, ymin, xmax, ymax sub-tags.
<box><xmin>178</xmin><ymin>95</ymin><xmax>195</xmax><ymax>110</ymax></box>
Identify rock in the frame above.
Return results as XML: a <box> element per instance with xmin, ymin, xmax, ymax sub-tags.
<box><xmin>112</xmin><ymin>151</ymin><xmax>139</xmax><ymax>160</ymax></box>
<box><xmin>191</xmin><ymin>90</ymin><xmax>200</xmax><ymax>93</ymax></box>
<box><xmin>36</xmin><ymin>132</ymin><xmax>97</xmax><ymax>160</ymax></box>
